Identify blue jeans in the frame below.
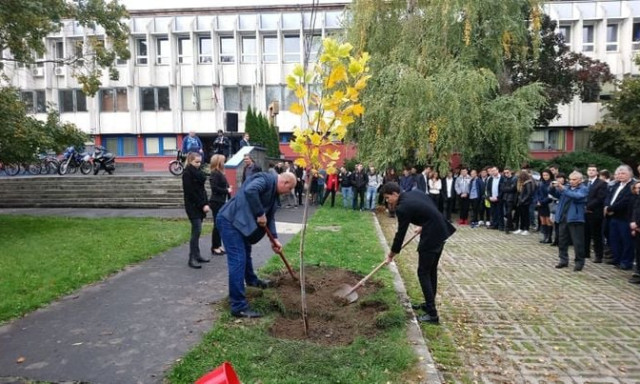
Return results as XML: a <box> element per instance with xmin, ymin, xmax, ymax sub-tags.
<box><xmin>366</xmin><ymin>186</ymin><xmax>378</xmax><ymax>210</ymax></box>
<box><xmin>189</xmin><ymin>218</ymin><xmax>203</xmax><ymax>258</ymax></box>
<box><xmin>216</xmin><ymin>216</ymin><xmax>260</xmax><ymax>313</ymax></box>
<box><xmin>341</xmin><ymin>187</ymin><xmax>353</xmax><ymax>208</ymax></box>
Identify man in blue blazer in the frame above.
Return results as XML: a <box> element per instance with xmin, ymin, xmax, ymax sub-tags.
<box><xmin>604</xmin><ymin>165</ymin><xmax>635</xmax><ymax>270</ymax></box>
<box><xmin>217</xmin><ymin>171</ymin><xmax>297</xmax><ymax>318</ymax></box>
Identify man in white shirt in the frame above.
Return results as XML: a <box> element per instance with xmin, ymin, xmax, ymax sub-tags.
<box><xmin>603</xmin><ymin>165</ymin><xmax>635</xmax><ymax>270</ymax></box>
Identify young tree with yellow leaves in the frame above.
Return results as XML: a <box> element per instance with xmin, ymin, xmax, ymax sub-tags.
<box><xmin>285</xmin><ymin>37</ymin><xmax>370</xmax><ymax>335</ymax></box>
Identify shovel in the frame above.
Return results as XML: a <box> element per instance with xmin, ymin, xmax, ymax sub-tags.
<box><xmin>334</xmin><ymin>231</ymin><xmax>420</xmax><ymax>304</ymax></box>
<box><xmin>264</xmin><ymin>226</ymin><xmax>298</xmax><ymax>281</ymax></box>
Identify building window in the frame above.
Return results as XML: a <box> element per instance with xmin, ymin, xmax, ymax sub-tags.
<box><xmin>528</xmin><ymin>129</ymin><xmax>565</xmax><ymax>151</ymax></box>
<box><xmin>100</xmin><ymin>88</ymin><xmax>128</xmax><ymax>112</ymax></box>
<box><xmin>136</xmin><ymin>38</ymin><xmax>148</xmax><ymax>65</ymax></box>
<box><xmin>220</xmin><ymin>36</ymin><xmax>235</xmax><ymax>63</ymax></box>
<box><xmin>263</xmin><ymin>36</ymin><xmax>278</xmax><ymax>62</ymax></box>
<box><xmin>265</xmin><ymin>85</ymin><xmax>282</xmax><ymax>109</ymax></box>
<box><xmin>145</xmin><ymin>136</ymin><xmax>177</xmax><ymax>155</ymax></box>
<box><xmin>283</xmin><ymin>35</ymin><xmax>300</xmax><ymax>63</ymax></box>
<box><xmin>177</xmin><ymin>37</ymin><xmax>191</xmax><ymax>64</ymax></box>
<box><xmin>304</xmin><ymin>34</ymin><xmax>322</xmax><ymax>62</ymax></box>
<box><xmin>20</xmin><ymin>91</ymin><xmax>46</xmax><ymax>114</ymax></box>
<box><xmin>156</xmin><ymin>37</ymin><xmax>169</xmax><ymax>65</ymax></box>
<box><xmin>558</xmin><ymin>25</ymin><xmax>571</xmax><ymax>45</ymax></box>
<box><xmin>241</xmin><ymin>36</ymin><xmax>257</xmax><ymax>63</ymax></box>
<box><xmin>54</xmin><ymin>41</ymin><xmax>64</xmax><ymax>66</ymax></box>
<box><xmin>606</xmin><ymin>24</ymin><xmax>618</xmax><ymax>52</ymax></box>
<box><xmin>582</xmin><ymin>25</ymin><xmax>594</xmax><ymax>52</ymax></box>
<box><xmin>633</xmin><ymin>22</ymin><xmax>640</xmax><ymax>50</ymax></box>
<box><xmin>182</xmin><ymin>86</ymin><xmax>215</xmax><ymax>111</ymax></box>
<box><xmin>223</xmin><ymin>86</ymin><xmax>252</xmax><ymax>111</ymax></box>
<box><xmin>104</xmin><ymin>136</ymin><xmax>138</xmax><ymax>156</ymax></box>
<box><xmin>260</xmin><ymin>14</ymin><xmax>279</xmax><ymax>30</ymax></box>
<box><xmin>73</xmin><ymin>40</ymin><xmax>84</xmax><ymax>65</ymax></box>
<box><xmin>198</xmin><ymin>36</ymin><xmax>212</xmax><ymax>63</ymax></box>
<box><xmin>59</xmin><ymin>89</ymin><xmax>87</xmax><ymax>113</ymax></box>
<box><xmin>141</xmin><ymin>87</ymin><xmax>170</xmax><ymax>111</ymax></box>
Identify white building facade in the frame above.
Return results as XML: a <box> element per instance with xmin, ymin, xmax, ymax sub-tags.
<box><xmin>3</xmin><ymin>0</ymin><xmax>639</xmax><ymax>162</ymax></box>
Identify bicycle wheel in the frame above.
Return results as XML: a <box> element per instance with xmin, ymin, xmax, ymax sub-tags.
<box><xmin>169</xmin><ymin>161</ymin><xmax>184</xmax><ymax>176</ymax></box>
<box><xmin>27</xmin><ymin>163</ymin><xmax>41</xmax><ymax>175</ymax></box>
<box><xmin>5</xmin><ymin>163</ymin><xmax>20</xmax><ymax>176</ymax></box>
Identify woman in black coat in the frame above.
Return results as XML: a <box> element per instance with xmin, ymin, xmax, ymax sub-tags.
<box><xmin>182</xmin><ymin>152</ymin><xmax>210</xmax><ymax>269</ymax></box>
<box><xmin>209</xmin><ymin>154</ymin><xmax>231</xmax><ymax>256</ymax></box>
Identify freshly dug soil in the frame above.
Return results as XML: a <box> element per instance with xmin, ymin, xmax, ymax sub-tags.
<box><xmin>266</xmin><ymin>266</ymin><xmax>388</xmax><ymax>346</ymax></box>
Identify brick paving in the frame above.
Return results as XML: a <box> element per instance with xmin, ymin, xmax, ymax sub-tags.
<box><xmin>435</xmin><ymin>224</ymin><xmax>640</xmax><ymax>384</ymax></box>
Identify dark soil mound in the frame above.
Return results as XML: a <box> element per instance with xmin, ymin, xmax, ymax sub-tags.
<box><xmin>266</xmin><ymin>266</ymin><xmax>390</xmax><ymax>346</ymax></box>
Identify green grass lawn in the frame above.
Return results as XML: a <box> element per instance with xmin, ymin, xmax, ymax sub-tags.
<box><xmin>168</xmin><ymin>205</ymin><xmax>422</xmax><ymax>384</ymax></box>
<box><xmin>0</xmin><ymin>215</ymin><xmax>202</xmax><ymax>323</ymax></box>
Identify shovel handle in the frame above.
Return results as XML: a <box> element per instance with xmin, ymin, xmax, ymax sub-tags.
<box><xmin>264</xmin><ymin>227</ymin><xmax>298</xmax><ymax>281</ymax></box>
<box><xmin>345</xmin><ymin>231</ymin><xmax>421</xmax><ymax>296</ymax></box>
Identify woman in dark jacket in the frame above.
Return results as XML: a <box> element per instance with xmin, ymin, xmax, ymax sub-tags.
<box><xmin>535</xmin><ymin>169</ymin><xmax>554</xmax><ymax>243</ymax></box>
<box><xmin>209</xmin><ymin>154</ymin><xmax>230</xmax><ymax>256</ymax></box>
<box><xmin>515</xmin><ymin>171</ymin><xmax>535</xmax><ymax>234</ymax></box>
<box><xmin>182</xmin><ymin>152</ymin><xmax>210</xmax><ymax>269</ymax></box>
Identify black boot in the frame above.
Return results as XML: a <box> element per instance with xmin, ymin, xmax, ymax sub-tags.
<box><xmin>543</xmin><ymin>225</ymin><xmax>552</xmax><ymax>244</ymax></box>
<box><xmin>188</xmin><ymin>254</ymin><xmax>202</xmax><ymax>269</ymax></box>
<box><xmin>539</xmin><ymin>225</ymin><xmax>547</xmax><ymax>243</ymax></box>
<box><xmin>195</xmin><ymin>252</ymin><xmax>210</xmax><ymax>263</ymax></box>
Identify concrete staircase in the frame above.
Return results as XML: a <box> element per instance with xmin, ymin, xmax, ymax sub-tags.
<box><xmin>0</xmin><ymin>174</ymin><xmax>195</xmax><ymax>208</ymax></box>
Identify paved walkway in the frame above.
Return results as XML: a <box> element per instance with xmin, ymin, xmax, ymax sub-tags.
<box><xmin>0</xmin><ymin>207</ymin><xmax>309</xmax><ymax>384</ymax></box>
<box><xmin>437</xmin><ymin>224</ymin><xmax>640</xmax><ymax>383</ymax></box>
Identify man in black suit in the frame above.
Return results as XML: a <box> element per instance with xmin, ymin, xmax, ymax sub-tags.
<box><xmin>604</xmin><ymin>165</ymin><xmax>635</xmax><ymax>270</ymax></box>
<box><xmin>486</xmin><ymin>166</ymin><xmax>505</xmax><ymax>230</ymax></box>
<box><xmin>381</xmin><ymin>182</ymin><xmax>456</xmax><ymax>324</ymax></box>
<box><xmin>416</xmin><ymin>166</ymin><xmax>431</xmax><ymax>194</ymax></box>
<box><xmin>584</xmin><ymin>165</ymin><xmax>608</xmax><ymax>263</ymax></box>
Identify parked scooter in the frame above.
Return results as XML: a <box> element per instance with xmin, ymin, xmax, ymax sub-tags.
<box><xmin>92</xmin><ymin>145</ymin><xmax>116</xmax><ymax>175</ymax></box>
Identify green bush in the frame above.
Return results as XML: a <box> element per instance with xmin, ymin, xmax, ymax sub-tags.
<box><xmin>547</xmin><ymin>151</ymin><xmax>622</xmax><ymax>174</ymax></box>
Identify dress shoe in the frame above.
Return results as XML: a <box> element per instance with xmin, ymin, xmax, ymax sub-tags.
<box><xmin>231</xmin><ymin>309</ymin><xmax>262</xmax><ymax>318</ymax></box>
<box><xmin>195</xmin><ymin>255</ymin><xmax>210</xmax><ymax>263</ymax></box>
<box><xmin>628</xmin><ymin>274</ymin><xmax>640</xmax><ymax>284</ymax></box>
<box><xmin>605</xmin><ymin>260</ymin><xmax>619</xmax><ymax>266</ymax></box>
<box><xmin>211</xmin><ymin>248</ymin><xmax>226</xmax><ymax>256</ymax></box>
<box><xmin>573</xmin><ymin>265</ymin><xmax>584</xmax><ymax>272</ymax></box>
<box><xmin>411</xmin><ymin>302</ymin><xmax>427</xmax><ymax>311</ymax></box>
<box><xmin>417</xmin><ymin>314</ymin><xmax>440</xmax><ymax>324</ymax></box>
<box><xmin>593</xmin><ymin>258</ymin><xmax>603</xmax><ymax>264</ymax></box>
<box><xmin>188</xmin><ymin>257</ymin><xmax>202</xmax><ymax>269</ymax></box>
<box><xmin>248</xmin><ymin>279</ymin><xmax>273</xmax><ymax>289</ymax></box>
<box><xmin>555</xmin><ymin>263</ymin><xmax>568</xmax><ymax>269</ymax></box>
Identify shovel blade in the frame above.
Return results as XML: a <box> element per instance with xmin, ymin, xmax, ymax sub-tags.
<box><xmin>333</xmin><ymin>283</ymin><xmax>358</xmax><ymax>304</ymax></box>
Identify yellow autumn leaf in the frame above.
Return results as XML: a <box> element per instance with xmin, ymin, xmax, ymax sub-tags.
<box><xmin>337</xmin><ymin>43</ymin><xmax>353</xmax><ymax>58</ymax></box>
<box><xmin>354</xmin><ymin>75</ymin><xmax>371</xmax><ymax>91</ymax></box>
<box><xmin>345</xmin><ymin>86</ymin><xmax>359</xmax><ymax>101</ymax></box>
<box><xmin>294</xmin><ymin>158</ymin><xmax>307</xmax><ymax>168</ymax></box>
<box><xmin>292</xmin><ymin>63</ymin><xmax>305</xmax><ymax>78</ymax></box>
<box><xmin>327</xmin><ymin>65</ymin><xmax>347</xmax><ymax>88</ymax></box>
<box><xmin>325</xmin><ymin>148</ymin><xmax>341</xmax><ymax>160</ymax></box>
<box><xmin>334</xmin><ymin>124</ymin><xmax>347</xmax><ymax>139</ymax></box>
<box><xmin>295</xmin><ymin>84</ymin><xmax>306</xmax><ymax>99</ymax></box>
<box><xmin>348</xmin><ymin>58</ymin><xmax>363</xmax><ymax>76</ymax></box>
<box><xmin>309</xmin><ymin>132</ymin><xmax>322</xmax><ymax>146</ymax></box>
<box><xmin>289</xmin><ymin>102</ymin><xmax>304</xmax><ymax>115</ymax></box>
<box><xmin>352</xmin><ymin>103</ymin><xmax>364</xmax><ymax>116</ymax></box>
<box><xmin>286</xmin><ymin>74</ymin><xmax>297</xmax><ymax>90</ymax></box>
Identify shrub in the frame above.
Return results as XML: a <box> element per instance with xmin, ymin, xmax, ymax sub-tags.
<box><xmin>548</xmin><ymin>151</ymin><xmax>622</xmax><ymax>174</ymax></box>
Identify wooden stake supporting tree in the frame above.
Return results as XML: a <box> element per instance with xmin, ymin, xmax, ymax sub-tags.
<box><xmin>286</xmin><ymin>37</ymin><xmax>370</xmax><ymax>335</ymax></box>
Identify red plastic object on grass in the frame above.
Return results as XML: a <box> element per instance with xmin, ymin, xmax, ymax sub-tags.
<box><xmin>195</xmin><ymin>361</ymin><xmax>240</xmax><ymax>384</ymax></box>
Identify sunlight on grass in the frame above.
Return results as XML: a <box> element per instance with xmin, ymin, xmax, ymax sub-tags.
<box><xmin>0</xmin><ymin>215</ymin><xmax>205</xmax><ymax>323</ymax></box>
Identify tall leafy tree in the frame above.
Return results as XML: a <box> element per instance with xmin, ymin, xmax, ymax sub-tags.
<box><xmin>0</xmin><ymin>0</ymin><xmax>130</xmax><ymax>163</ymax></box>
<box><xmin>590</xmin><ymin>73</ymin><xmax>640</xmax><ymax>167</ymax></box>
<box><xmin>346</xmin><ymin>0</ymin><xmax>548</xmax><ymax>171</ymax></box>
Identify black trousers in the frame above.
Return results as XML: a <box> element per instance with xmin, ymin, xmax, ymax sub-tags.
<box><xmin>504</xmin><ymin>201</ymin><xmax>515</xmax><ymax>231</ymax></box>
<box><xmin>584</xmin><ymin>212</ymin><xmax>604</xmax><ymax>260</ymax></box>
<box><xmin>459</xmin><ymin>197</ymin><xmax>470</xmax><ymax>220</ymax></box>
<box><xmin>443</xmin><ymin>196</ymin><xmax>454</xmax><ymax>221</ymax></box>
<box><xmin>353</xmin><ymin>188</ymin><xmax>365</xmax><ymax>210</ymax></box>
<box><xmin>322</xmin><ymin>188</ymin><xmax>336</xmax><ymax>207</ymax></box>
<box><xmin>558</xmin><ymin>221</ymin><xmax>586</xmax><ymax>265</ymax></box>
<box><xmin>210</xmin><ymin>200</ymin><xmax>225</xmax><ymax>249</ymax></box>
<box><xmin>517</xmin><ymin>204</ymin><xmax>530</xmax><ymax>231</ymax></box>
<box><xmin>470</xmin><ymin>198</ymin><xmax>480</xmax><ymax>222</ymax></box>
<box><xmin>417</xmin><ymin>243</ymin><xmax>444</xmax><ymax>317</ymax></box>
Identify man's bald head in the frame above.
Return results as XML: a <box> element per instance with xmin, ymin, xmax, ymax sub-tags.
<box><xmin>277</xmin><ymin>172</ymin><xmax>296</xmax><ymax>194</ymax></box>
